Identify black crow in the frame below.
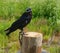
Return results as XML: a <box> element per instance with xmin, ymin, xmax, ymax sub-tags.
<box><xmin>5</xmin><ymin>8</ymin><xmax>32</xmax><ymax>36</ymax></box>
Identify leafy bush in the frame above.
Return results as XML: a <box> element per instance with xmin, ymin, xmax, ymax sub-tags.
<box><xmin>0</xmin><ymin>0</ymin><xmax>58</xmax><ymax>19</ymax></box>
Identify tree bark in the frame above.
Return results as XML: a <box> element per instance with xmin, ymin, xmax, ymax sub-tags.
<box><xmin>21</xmin><ymin>32</ymin><xmax>43</xmax><ymax>53</ymax></box>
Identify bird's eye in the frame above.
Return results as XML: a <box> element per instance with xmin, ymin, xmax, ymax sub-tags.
<box><xmin>27</xmin><ymin>10</ymin><xmax>29</xmax><ymax>11</ymax></box>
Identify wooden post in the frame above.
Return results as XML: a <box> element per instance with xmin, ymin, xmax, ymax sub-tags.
<box><xmin>21</xmin><ymin>32</ymin><xmax>43</xmax><ymax>53</ymax></box>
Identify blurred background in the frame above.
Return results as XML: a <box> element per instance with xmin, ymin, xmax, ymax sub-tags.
<box><xmin>0</xmin><ymin>0</ymin><xmax>60</xmax><ymax>53</ymax></box>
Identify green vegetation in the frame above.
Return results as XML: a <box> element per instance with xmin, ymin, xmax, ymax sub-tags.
<box><xmin>0</xmin><ymin>0</ymin><xmax>60</xmax><ymax>53</ymax></box>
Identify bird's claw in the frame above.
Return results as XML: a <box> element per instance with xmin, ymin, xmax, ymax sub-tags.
<box><xmin>19</xmin><ymin>31</ymin><xmax>25</xmax><ymax>45</ymax></box>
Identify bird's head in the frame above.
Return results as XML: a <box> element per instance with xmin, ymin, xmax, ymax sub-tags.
<box><xmin>26</xmin><ymin>8</ymin><xmax>32</xmax><ymax>13</ymax></box>
<box><xmin>26</xmin><ymin>8</ymin><xmax>32</xmax><ymax>15</ymax></box>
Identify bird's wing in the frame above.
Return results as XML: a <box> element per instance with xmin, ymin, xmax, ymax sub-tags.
<box><xmin>11</xmin><ymin>12</ymin><xmax>27</xmax><ymax>27</ymax></box>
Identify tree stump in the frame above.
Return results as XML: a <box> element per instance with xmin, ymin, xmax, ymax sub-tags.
<box><xmin>21</xmin><ymin>32</ymin><xmax>43</xmax><ymax>53</ymax></box>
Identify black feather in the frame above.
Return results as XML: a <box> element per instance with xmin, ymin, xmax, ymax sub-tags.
<box><xmin>5</xmin><ymin>8</ymin><xmax>32</xmax><ymax>36</ymax></box>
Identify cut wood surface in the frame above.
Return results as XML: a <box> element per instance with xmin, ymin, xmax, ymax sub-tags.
<box><xmin>21</xmin><ymin>32</ymin><xmax>43</xmax><ymax>53</ymax></box>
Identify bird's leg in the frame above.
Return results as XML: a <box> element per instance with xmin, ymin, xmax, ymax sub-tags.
<box><xmin>19</xmin><ymin>32</ymin><xmax>21</xmax><ymax>45</ymax></box>
<box><xmin>19</xmin><ymin>29</ymin><xmax>25</xmax><ymax>45</ymax></box>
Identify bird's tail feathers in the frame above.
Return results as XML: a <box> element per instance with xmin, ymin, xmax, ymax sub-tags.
<box><xmin>5</xmin><ymin>28</ymin><xmax>10</xmax><ymax>36</ymax></box>
<box><xmin>5</xmin><ymin>28</ymin><xmax>10</xmax><ymax>31</ymax></box>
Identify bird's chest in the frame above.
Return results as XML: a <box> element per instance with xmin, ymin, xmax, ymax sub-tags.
<box><xmin>22</xmin><ymin>18</ymin><xmax>31</xmax><ymax>27</ymax></box>
<box><xmin>25</xmin><ymin>19</ymin><xmax>30</xmax><ymax>24</ymax></box>
<box><xmin>25</xmin><ymin>16</ymin><xmax>31</xmax><ymax>23</ymax></box>
<box><xmin>20</xmin><ymin>15</ymin><xmax>31</xmax><ymax>27</ymax></box>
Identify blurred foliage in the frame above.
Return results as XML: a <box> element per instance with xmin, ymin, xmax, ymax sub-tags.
<box><xmin>0</xmin><ymin>0</ymin><xmax>59</xmax><ymax>19</ymax></box>
<box><xmin>0</xmin><ymin>0</ymin><xmax>60</xmax><ymax>53</ymax></box>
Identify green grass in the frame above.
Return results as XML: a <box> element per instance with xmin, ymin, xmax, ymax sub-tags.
<box><xmin>0</xmin><ymin>18</ymin><xmax>60</xmax><ymax>53</ymax></box>
<box><xmin>49</xmin><ymin>46</ymin><xmax>60</xmax><ymax>53</ymax></box>
<box><xmin>0</xmin><ymin>0</ymin><xmax>60</xmax><ymax>53</ymax></box>
<box><xmin>0</xmin><ymin>0</ymin><xmax>59</xmax><ymax>19</ymax></box>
